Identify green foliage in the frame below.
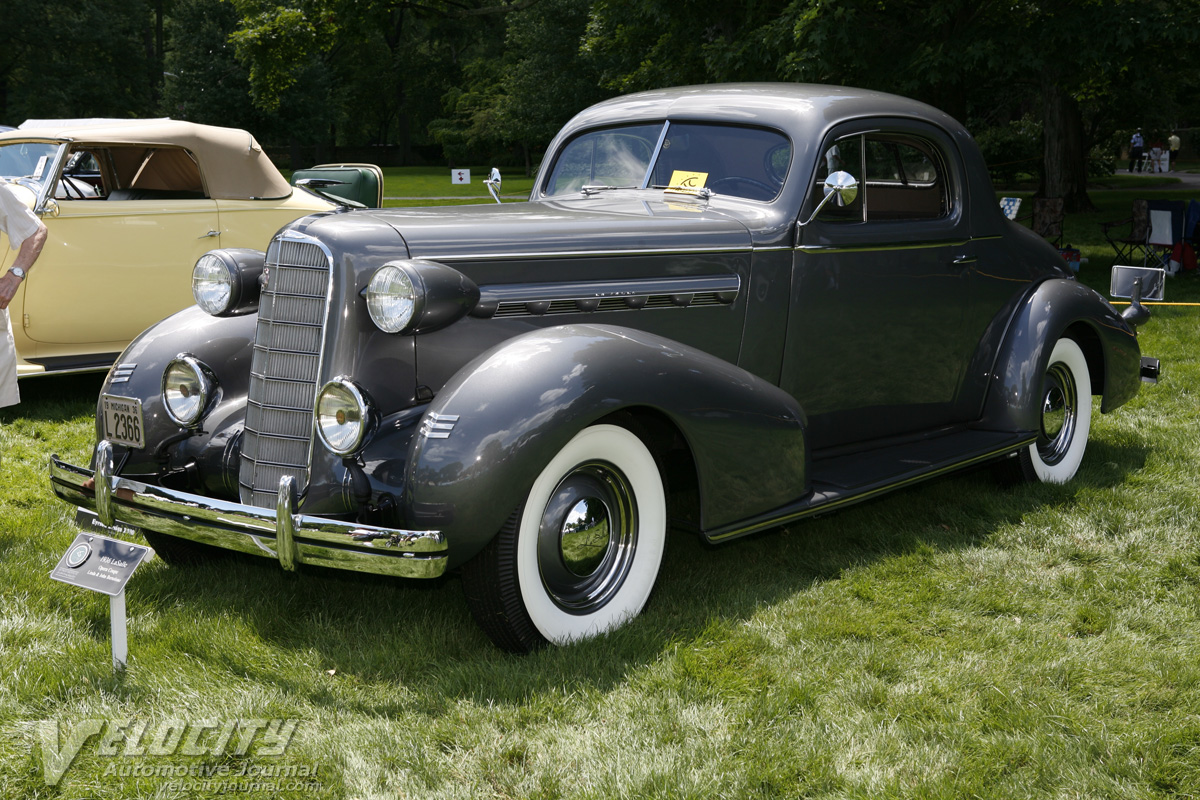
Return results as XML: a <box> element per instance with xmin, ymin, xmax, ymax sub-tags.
<box><xmin>974</xmin><ymin>117</ymin><xmax>1042</xmax><ymax>185</ymax></box>
<box><xmin>0</xmin><ymin>0</ymin><xmax>160</xmax><ymax>123</ymax></box>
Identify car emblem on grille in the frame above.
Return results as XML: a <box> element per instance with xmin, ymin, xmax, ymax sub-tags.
<box><xmin>421</xmin><ymin>413</ymin><xmax>459</xmax><ymax>439</ymax></box>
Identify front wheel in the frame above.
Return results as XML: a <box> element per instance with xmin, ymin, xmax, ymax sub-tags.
<box><xmin>1017</xmin><ymin>337</ymin><xmax>1092</xmax><ymax>484</ymax></box>
<box><xmin>462</xmin><ymin>424</ymin><xmax>667</xmax><ymax>652</ymax></box>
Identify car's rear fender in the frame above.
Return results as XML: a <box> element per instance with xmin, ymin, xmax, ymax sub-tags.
<box><xmin>980</xmin><ymin>278</ymin><xmax>1141</xmax><ymax>433</ymax></box>
<box><xmin>403</xmin><ymin>323</ymin><xmax>808</xmax><ymax>568</ymax></box>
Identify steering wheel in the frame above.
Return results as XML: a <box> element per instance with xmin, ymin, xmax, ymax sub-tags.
<box><xmin>709</xmin><ymin>176</ymin><xmax>778</xmax><ymax>201</ymax></box>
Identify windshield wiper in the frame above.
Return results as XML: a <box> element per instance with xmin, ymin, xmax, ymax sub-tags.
<box><xmin>580</xmin><ymin>184</ymin><xmax>636</xmax><ymax>195</ymax></box>
<box><xmin>651</xmin><ymin>184</ymin><xmax>713</xmax><ymax>199</ymax></box>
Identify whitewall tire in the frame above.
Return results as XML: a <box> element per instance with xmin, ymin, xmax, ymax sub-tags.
<box><xmin>1018</xmin><ymin>337</ymin><xmax>1092</xmax><ymax>484</ymax></box>
<box><xmin>462</xmin><ymin>424</ymin><xmax>667</xmax><ymax>652</ymax></box>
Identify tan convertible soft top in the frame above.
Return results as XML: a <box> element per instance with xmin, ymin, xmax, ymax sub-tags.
<box><xmin>0</xmin><ymin>119</ymin><xmax>293</xmax><ymax>200</ymax></box>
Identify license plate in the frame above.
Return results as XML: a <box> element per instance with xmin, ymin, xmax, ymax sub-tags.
<box><xmin>102</xmin><ymin>394</ymin><xmax>145</xmax><ymax>449</ymax></box>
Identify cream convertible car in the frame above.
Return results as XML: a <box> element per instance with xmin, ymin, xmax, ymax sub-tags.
<box><xmin>0</xmin><ymin>120</ymin><xmax>378</xmax><ymax>376</ymax></box>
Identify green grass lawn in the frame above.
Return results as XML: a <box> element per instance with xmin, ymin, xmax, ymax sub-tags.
<box><xmin>3</xmin><ymin>187</ymin><xmax>1200</xmax><ymax>798</ymax></box>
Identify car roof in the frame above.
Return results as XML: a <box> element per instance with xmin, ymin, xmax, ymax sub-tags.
<box><xmin>0</xmin><ymin>118</ymin><xmax>292</xmax><ymax>200</ymax></box>
<box><xmin>557</xmin><ymin>83</ymin><xmax>965</xmax><ymax>138</ymax></box>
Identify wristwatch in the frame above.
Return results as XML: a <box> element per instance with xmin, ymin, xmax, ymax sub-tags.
<box><xmin>7</xmin><ymin>267</ymin><xmax>24</xmax><ymax>281</ymax></box>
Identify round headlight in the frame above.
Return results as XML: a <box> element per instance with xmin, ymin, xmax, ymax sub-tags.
<box><xmin>162</xmin><ymin>356</ymin><xmax>213</xmax><ymax>427</ymax></box>
<box><xmin>316</xmin><ymin>379</ymin><xmax>373</xmax><ymax>455</ymax></box>
<box><xmin>193</xmin><ymin>253</ymin><xmax>234</xmax><ymax>315</ymax></box>
<box><xmin>365</xmin><ymin>265</ymin><xmax>418</xmax><ymax>333</ymax></box>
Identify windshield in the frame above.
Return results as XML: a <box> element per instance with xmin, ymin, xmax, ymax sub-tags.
<box><xmin>0</xmin><ymin>141</ymin><xmax>59</xmax><ymax>181</ymax></box>
<box><xmin>544</xmin><ymin>122</ymin><xmax>792</xmax><ymax>202</ymax></box>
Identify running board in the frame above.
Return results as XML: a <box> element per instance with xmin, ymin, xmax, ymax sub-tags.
<box><xmin>703</xmin><ymin>428</ymin><xmax>1033</xmax><ymax>543</ymax></box>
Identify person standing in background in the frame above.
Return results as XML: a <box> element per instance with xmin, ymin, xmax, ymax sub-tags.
<box><xmin>0</xmin><ymin>182</ymin><xmax>47</xmax><ymax>450</ymax></box>
<box><xmin>1169</xmin><ymin>131</ymin><xmax>1181</xmax><ymax>172</ymax></box>
<box><xmin>1129</xmin><ymin>128</ymin><xmax>1145</xmax><ymax>172</ymax></box>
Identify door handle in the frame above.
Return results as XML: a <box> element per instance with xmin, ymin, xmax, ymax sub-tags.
<box><xmin>198</xmin><ymin>230</ymin><xmax>220</xmax><ymax>239</ymax></box>
<box><xmin>953</xmin><ymin>256</ymin><xmax>977</xmax><ymax>265</ymax></box>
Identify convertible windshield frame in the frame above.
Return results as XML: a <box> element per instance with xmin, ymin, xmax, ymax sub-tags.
<box><xmin>0</xmin><ymin>139</ymin><xmax>70</xmax><ymax>212</ymax></box>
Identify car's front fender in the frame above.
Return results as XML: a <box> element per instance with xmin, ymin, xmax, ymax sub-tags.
<box><xmin>404</xmin><ymin>324</ymin><xmax>808</xmax><ymax>568</ymax></box>
<box><xmin>94</xmin><ymin>305</ymin><xmax>256</xmax><ymax>494</ymax></box>
<box><xmin>981</xmin><ymin>278</ymin><xmax>1141</xmax><ymax>433</ymax></box>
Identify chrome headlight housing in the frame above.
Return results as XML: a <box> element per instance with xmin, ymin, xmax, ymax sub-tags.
<box><xmin>363</xmin><ymin>260</ymin><xmax>480</xmax><ymax>335</ymax></box>
<box><xmin>192</xmin><ymin>249</ymin><xmax>265</xmax><ymax>316</ymax></box>
<box><xmin>162</xmin><ymin>356</ymin><xmax>215</xmax><ymax>428</ymax></box>
<box><xmin>316</xmin><ymin>379</ymin><xmax>375</xmax><ymax>456</ymax></box>
<box><xmin>365</xmin><ymin>264</ymin><xmax>418</xmax><ymax>333</ymax></box>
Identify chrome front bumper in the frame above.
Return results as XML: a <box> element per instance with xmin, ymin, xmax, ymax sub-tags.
<box><xmin>49</xmin><ymin>441</ymin><xmax>447</xmax><ymax>579</ymax></box>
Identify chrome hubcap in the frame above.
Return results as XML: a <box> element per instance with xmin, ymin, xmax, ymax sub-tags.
<box><xmin>537</xmin><ymin>462</ymin><xmax>637</xmax><ymax>614</ymax></box>
<box><xmin>1038</xmin><ymin>362</ymin><xmax>1077</xmax><ymax>465</ymax></box>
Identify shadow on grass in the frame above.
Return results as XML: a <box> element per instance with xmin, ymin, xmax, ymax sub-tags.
<box><xmin>1</xmin><ymin>373</ymin><xmax>104</xmax><ymax>423</ymax></box>
<box><xmin>97</xmin><ymin>435</ymin><xmax>1152</xmax><ymax>714</ymax></box>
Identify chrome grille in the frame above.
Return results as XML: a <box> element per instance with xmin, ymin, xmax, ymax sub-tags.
<box><xmin>239</xmin><ymin>236</ymin><xmax>331</xmax><ymax>507</ymax></box>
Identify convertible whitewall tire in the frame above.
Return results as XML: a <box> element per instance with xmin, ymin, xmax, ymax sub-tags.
<box><xmin>1019</xmin><ymin>337</ymin><xmax>1092</xmax><ymax>484</ymax></box>
<box><xmin>462</xmin><ymin>423</ymin><xmax>667</xmax><ymax>652</ymax></box>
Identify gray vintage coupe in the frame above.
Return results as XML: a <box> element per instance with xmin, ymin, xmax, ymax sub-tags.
<box><xmin>52</xmin><ymin>84</ymin><xmax>1157</xmax><ymax>651</ymax></box>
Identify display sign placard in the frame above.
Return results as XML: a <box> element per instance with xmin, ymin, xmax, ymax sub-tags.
<box><xmin>50</xmin><ymin>533</ymin><xmax>149</xmax><ymax>597</ymax></box>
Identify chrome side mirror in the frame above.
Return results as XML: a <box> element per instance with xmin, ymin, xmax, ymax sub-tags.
<box><xmin>798</xmin><ymin>171</ymin><xmax>859</xmax><ymax>227</ymax></box>
<box><xmin>485</xmin><ymin>167</ymin><xmax>502</xmax><ymax>204</ymax></box>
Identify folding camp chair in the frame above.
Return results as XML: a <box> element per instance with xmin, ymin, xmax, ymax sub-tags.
<box><xmin>1030</xmin><ymin>197</ymin><xmax>1064</xmax><ymax>247</ymax></box>
<box><xmin>1145</xmin><ymin>199</ymin><xmax>1185</xmax><ymax>269</ymax></box>
<box><xmin>1101</xmin><ymin>199</ymin><xmax>1150</xmax><ymax>263</ymax></box>
<box><xmin>1015</xmin><ymin>197</ymin><xmax>1064</xmax><ymax>247</ymax></box>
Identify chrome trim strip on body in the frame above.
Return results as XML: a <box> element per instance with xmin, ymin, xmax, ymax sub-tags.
<box><xmin>427</xmin><ymin>245</ymin><xmax>755</xmax><ymax>263</ymax></box>
<box><xmin>109</xmin><ymin>363</ymin><xmax>137</xmax><ymax>384</ymax></box>
<box><xmin>796</xmin><ymin>238</ymin><xmax>970</xmax><ymax>254</ymax></box>
<box><xmin>50</xmin><ymin>450</ymin><xmax>448</xmax><ymax>579</ymax></box>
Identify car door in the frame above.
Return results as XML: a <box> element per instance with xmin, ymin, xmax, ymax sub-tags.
<box><xmin>782</xmin><ymin>120</ymin><xmax>978</xmax><ymax>451</ymax></box>
<box><xmin>22</xmin><ymin>145</ymin><xmax>219</xmax><ymax>347</ymax></box>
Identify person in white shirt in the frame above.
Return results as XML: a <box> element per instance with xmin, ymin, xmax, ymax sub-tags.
<box><xmin>0</xmin><ymin>182</ymin><xmax>48</xmax><ymax>411</ymax></box>
<box><xmin>1129</xmin><ymin>129</ymin><xmax>1145</xmax><ymax>172</ymax></box>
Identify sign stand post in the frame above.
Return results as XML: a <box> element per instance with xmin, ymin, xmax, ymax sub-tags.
<box><xmin>111</xmin><ymin>591</ymin><xmax>128</xmax><ymax>670</ymax></box>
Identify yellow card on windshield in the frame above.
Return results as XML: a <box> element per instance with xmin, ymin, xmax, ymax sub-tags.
<box><xmin>667</xmin><ymin>170</ymin><xmax>709</xmax><ymax>191</ymax></box>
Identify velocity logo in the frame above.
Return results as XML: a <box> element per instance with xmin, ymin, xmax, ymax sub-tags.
<box><xmin>37</xmin><ymin>718</ymin><xmax>300</xmax><ymax>786</ymax></box>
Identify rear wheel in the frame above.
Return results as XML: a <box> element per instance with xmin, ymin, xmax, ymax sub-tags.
<box><xmin>462</xmin><ymin>424</ymin><xmax>667</xmax><ymax>652</ymax></box>
<box><xmin>1017</xmin><ymin>337</ymin><xmax>1092</xmax><ymax>484</ymax></box>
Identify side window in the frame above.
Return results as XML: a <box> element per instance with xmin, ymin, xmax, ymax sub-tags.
<box><xmin>814</xmin><ymin>132</ymin><xmax>949</xmax><ymax>223</ymax></box>
<box><xmin>865</xmin><ymin>136</ymin><xmax>946</xmax><ymax>221</ymax></box>
<box><xmin>103</xmin><ymin>146</ymin><xmax>207</xmax><ymax>201</ymax></box>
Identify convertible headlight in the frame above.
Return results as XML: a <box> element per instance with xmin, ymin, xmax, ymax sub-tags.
<box><xmin>162</xmin><ymin>356</ymin><xmax>214</xmax><ymax>428</ymax></box>
<box><xmin>365</xmin><ymin>264</ymin><xmax>418</xmax><ymax>333</ymax></box>
<box><xmin>316</xmin><ymin>379</ymin><xmax>374</xmax><ymax>456</ymax></box>
<box><xmin>192</xmin><ymin>249</ymin><xmax>265</xmax><ymax>316</ymax></box>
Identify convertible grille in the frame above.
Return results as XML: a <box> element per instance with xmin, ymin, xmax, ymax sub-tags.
<box><xmin>239</xmin><ymin>237</ymin><xmax>331</xmax><ymax>508</ymax></box>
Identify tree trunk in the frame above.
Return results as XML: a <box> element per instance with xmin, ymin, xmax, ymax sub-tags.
<box><xmin>1039</xmin><ymin>77</ymin><xmax>1094</xmax><ymax>213</ymax></box>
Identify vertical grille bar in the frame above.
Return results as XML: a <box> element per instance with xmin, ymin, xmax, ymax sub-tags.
<box><xmin>239</xmin><ymin>236</ymin><xmax>331</xmax><ymax>507</ymax></box>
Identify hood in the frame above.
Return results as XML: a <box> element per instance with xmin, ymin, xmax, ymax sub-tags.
<box><xmin>361</xmin><ymin>192</ymin><xmax>755</xmax><ymax>260</ymax></box>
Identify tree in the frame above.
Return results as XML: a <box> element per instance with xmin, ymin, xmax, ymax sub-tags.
<box><xmin>584</xmin><ymin>0</ymin><xmax>1200</xmax><ymax>212</ymax></box>
<box><xmin>1</xmin><ymin>0</ymin><xmax>160</xmax><ymax>124</ymax></box>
